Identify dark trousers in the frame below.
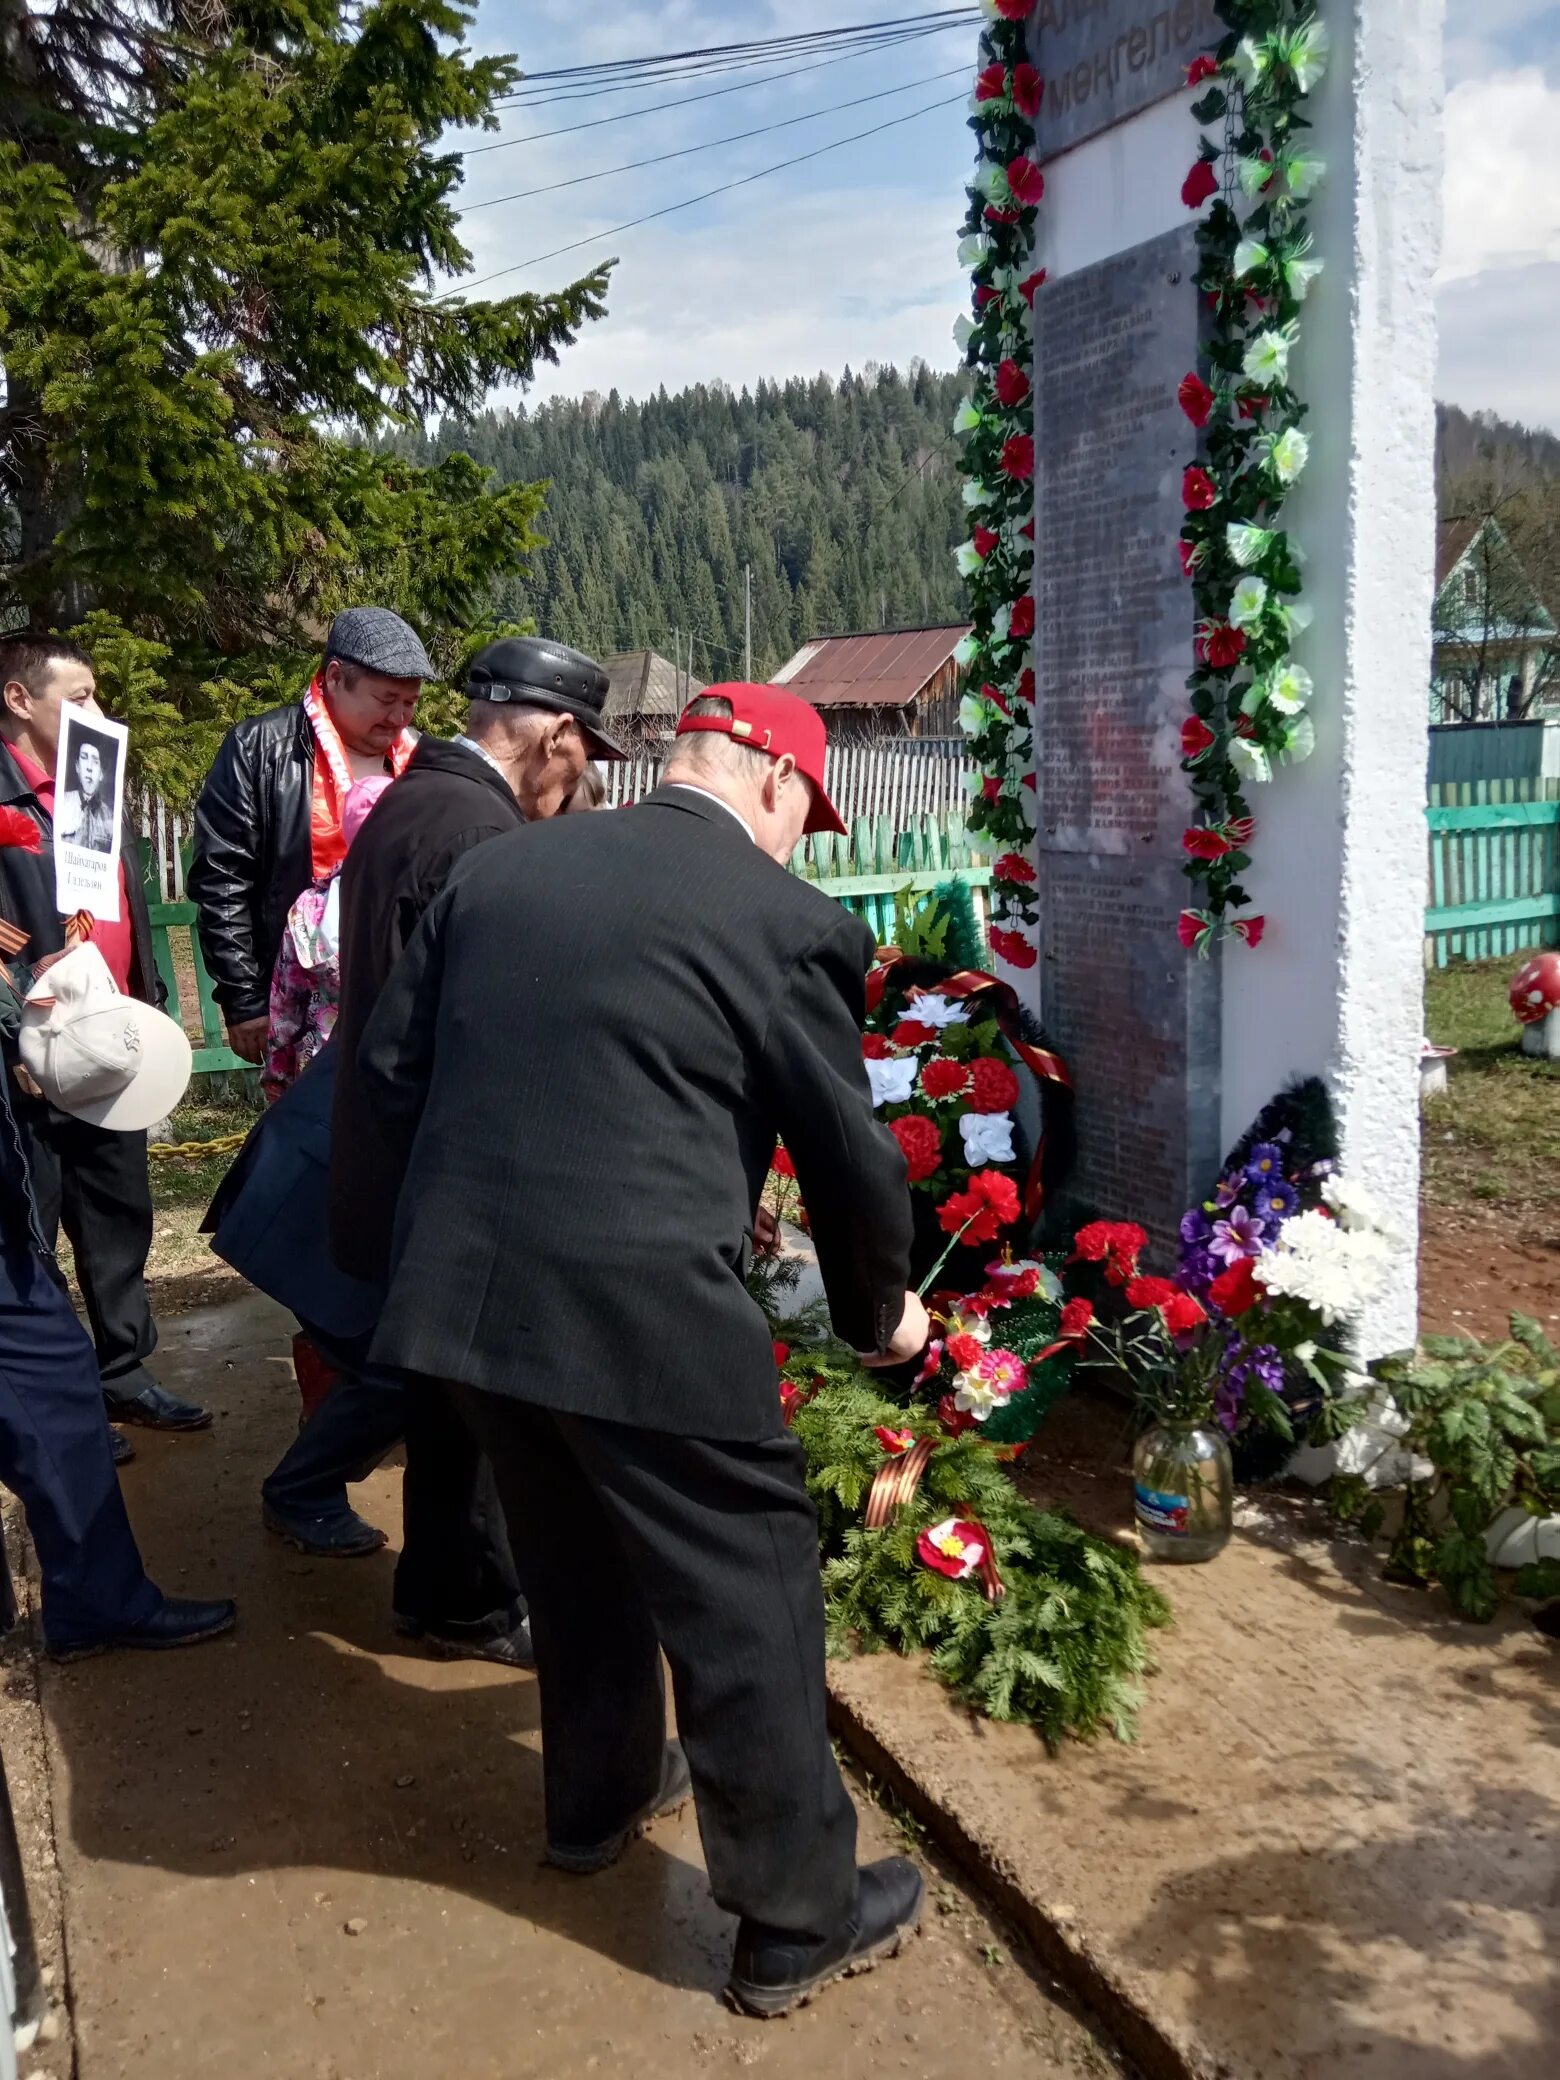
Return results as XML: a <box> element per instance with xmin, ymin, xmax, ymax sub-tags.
<box><xmin>265</xmin><ymin>1330</ymin><xmax>521</xmax><ymax>1642</ymax></box>
<box><xmin>24</xmin><ymin>1104</ymin><xmax>156</xmax><ymax>1388</ymax></box>
<box><xmin>448</xmin><ymin>1385</ymin><xmax>859</xmax><ymax>1937</ymax></box>
<box><xmin>0</xmin><ymin>1233</ymin><xmax>160</xmax><ymax>1647</ymax></box>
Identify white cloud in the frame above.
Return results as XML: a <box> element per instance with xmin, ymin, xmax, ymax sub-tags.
<box><xmin>1440</xmin><ymin>69</ymin><xmax>1560</xmax><ymax>284</ymax></box>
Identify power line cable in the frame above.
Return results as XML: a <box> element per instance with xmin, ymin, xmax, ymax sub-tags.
<box><xmin>463</xmin><ymin>64</ymin><xmax>968</xmax><ymax>211</ymax></box>
<box><xmin>447</xmin><ymin>90</ymin><xmax>966</xmax><ymax>297</ymax></box>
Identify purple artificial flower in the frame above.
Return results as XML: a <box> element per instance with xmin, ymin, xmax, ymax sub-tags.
<box><xmin>1213</xmin><ymin>1173</ymin><xmax>1246</xmax><ymax>1209</ymax></box>
<box><xmin>1253</xmin><ymin>1180</ymin><xmax>1299</xmax><ymax>1222</ymax></box>
<box><xmin>1209</xmin><ymin>1204</ymin><xmax>1266</xmax><ymax>1266</ymax></box>
<box><xmin>1180</xmin><ymin>1206</ymin><xmax>1212</xmax><ymax>1248</ymax></box>
<box><xmin>1245</xmin><ymin>1142</ymin><xmax>1284</xmax><ymax>1185</ymax></box>
<box><xmin>1214</xmin><ymin>1377</ymin><xmax>1245</xmax><ymax>1434</ymax></box>
<box><xmin>1179</xmin><ymin>1246</ymin><xmax>1221</xmax><ymax>1296</ymax></box>
<box><xmin>1217</xmin><ymin>1343</ymin><xmax>1287</xmax><ymax>1434</ymax></box>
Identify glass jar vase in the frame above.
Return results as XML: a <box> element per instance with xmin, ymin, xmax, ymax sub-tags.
<box><xmin>1132</xmin><ymin>1419</ymin><xmax>1234</xmax><ymax>1563</ymax></box>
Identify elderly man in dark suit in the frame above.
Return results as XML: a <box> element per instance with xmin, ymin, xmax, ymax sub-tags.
<box><xmin>353</xmin><ymin>682</ymin><xmax>929</xmax><ymax>2016</ymax></box>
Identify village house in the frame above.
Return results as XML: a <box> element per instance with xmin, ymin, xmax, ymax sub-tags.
<box><xmin>770</xmin><ymin>624</ymin><xmax>971</xmax><ymax>742</ymax></box>
<box><xmin>1432</xmin><ymin>516</ymin><xmax>1557</xmax><ymax>723</ymax></box>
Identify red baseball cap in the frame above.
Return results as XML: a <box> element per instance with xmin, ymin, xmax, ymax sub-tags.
<box><xmin>675</xmin><ymin>683</ymin><xmax>847</xmax><ymax>836</ymax></box>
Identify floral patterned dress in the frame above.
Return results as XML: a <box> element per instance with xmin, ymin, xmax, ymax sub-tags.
<box><xmin>262</xmin><ymin>876</ymin><xmax>341</xmax><ymax>1104</ymax></box>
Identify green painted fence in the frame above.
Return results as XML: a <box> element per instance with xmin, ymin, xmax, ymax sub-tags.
<box><xmin>793</xmin><ymin>810</ymin><xmax>991</xmax><ymax>949</ymax></box>
<box><xmin>1425</xmin><ymin>778</ymin><xmax>1560</xmax><ymax>967</ymax></box>
<box><xmin>139</xmin><ymin>840</ymin><xmax>252</xmax><ymax>1075</ymax></box>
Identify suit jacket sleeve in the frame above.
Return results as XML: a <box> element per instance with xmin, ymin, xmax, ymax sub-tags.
<box><xmin>355</xmin><ymin>880</ymin><xmax>453</xmax><ymax>1179</ymax></box>
<box><xmin>189</xmin><ymin>726</ymin><xmax>265</xmax><ymax>1023</ymax></box>
<box><xmin>760</xmin><ymin>910</ymin><xmax>912</xmax><ymax>1354</ymax></box>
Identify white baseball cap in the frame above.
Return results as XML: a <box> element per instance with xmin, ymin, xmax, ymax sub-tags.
<box><xmin>20</xmin><ymin>943</ymin><xmax>192</xmax><ymax>1131</ymax></box>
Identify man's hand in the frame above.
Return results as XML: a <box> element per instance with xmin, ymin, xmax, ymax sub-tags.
<box><xmin>226</xmin><ymin>1016</ymin><xmax>269</xmax><ymax>1065</ymax></box>
<box><xmin>753</xmin><ymin>1204</ymin><xmax>782</xmax><ymax>1257</ymax></box>
<box><xmin>860</xmin><ymin>1290</ymin><xmax>931</xmax><ymax>1370</ymax></box>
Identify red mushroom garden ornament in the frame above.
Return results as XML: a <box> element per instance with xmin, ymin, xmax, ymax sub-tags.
<box><xmin>1510</xmin><ymin>952</ymin><xmax>1560</xmax><ymax>1059</ymax></box>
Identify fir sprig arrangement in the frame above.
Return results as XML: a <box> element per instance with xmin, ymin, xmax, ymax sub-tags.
<box><xmin>954</xmin><ymin>1</ymin><xmax>1044</xmax><ymax>973</ymax></box>
<box><xmin>1176</xmin><ymin>6</ymin><xmax>1330</xmax><ymax>953</ymax></box>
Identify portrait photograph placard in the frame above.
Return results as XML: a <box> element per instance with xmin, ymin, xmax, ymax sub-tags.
<box><xmin>53</xmin><ymin>706</ymin><xmax>129</xmax><ymax>923</ymax></box>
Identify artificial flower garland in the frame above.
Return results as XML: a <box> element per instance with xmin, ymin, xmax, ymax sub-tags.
<box><xmin>954</xmin><ymin>0</ymin><xmax>1045</xmax><ymax>973</ymax></box>
<box><xmin>1176</xmin><ymin>4</ymin><xmax>1330</xmax><ymax>953</ymax></box>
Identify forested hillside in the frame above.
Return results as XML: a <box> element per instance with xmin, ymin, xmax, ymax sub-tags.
<box><xmin>395</xmin><ymin>364</ymin><xmax>969</xmax><ymax>679</ymax></box>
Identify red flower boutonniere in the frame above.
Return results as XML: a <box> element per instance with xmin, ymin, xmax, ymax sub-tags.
<box><xmin>0</xmin><ymin>807</ymin><xmax>42</xmax><ymax>853</ymax></box>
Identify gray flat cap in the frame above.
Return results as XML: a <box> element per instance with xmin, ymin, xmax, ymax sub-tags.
<box><xmin>325</xmin><ymin>606</ymin><xmax>433</xmax><ymax>682</ymax></box>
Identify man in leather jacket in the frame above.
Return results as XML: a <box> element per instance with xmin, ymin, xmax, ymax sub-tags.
<box><xmin>188</xmin><ymin>607</ymin><xmax>431</xmax><ymax>1066</ymax></box>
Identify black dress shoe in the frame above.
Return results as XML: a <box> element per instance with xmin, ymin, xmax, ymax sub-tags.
<box><xmin>393</xmin><ymin>1612</ymin><xmax>535</xmax><ymax>1669</ymax></box>
<box><xmin>49</xmin><ymin>1595</ymin><xmax>237</xmax><ymax>1661</ymax></box>
<box><xmin>110</xmin><ymin>1429</ymin><xmax>135</xmax><ymax>1467</ymax></box>
<box><xmin>726</xmin><ymin>1857</ymin><xmax>924</xmax><ymax>2018</ymax></box>
<box><xmin>103</xmin><ymin>1382</ymin><xmax>213</xmax><ymax>1432</ymax></box>
<box><xmin>546</xmin><ymin>1740</ymin><xmax>692</xmax><ymax>1875</ymax></box>
<box><xmin>262</xmin><ymin>1501</ymin><xmax>386</xmax><ymax>1557</ymax></box>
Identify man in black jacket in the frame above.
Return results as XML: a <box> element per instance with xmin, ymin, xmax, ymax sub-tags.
<box><xmin>0</xmin><ymin>636</ymin><xmax>208</xmax><ymax>1434</ymax></box>
<box><xmin>188</xmin><ymin>606</ymin><xmax>430</xmax><ymax>1066</ymax></box>
<box><xmin>355</xmin><ymin>683</ymin><xmax>928</xmax><ymax>2016</ymax></box>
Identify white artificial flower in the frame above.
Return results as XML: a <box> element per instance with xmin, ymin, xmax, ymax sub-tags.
<box><xmin>1269</xmin><ymin>426</ymin><xmax>1310</xmax><ymax>484</ymax></box>
<box><xmin>1293</xmin><ymin>1339</ymin><xmax>1318</xmax><ymax>1366</ymax></box>
<box><xmin>1278</xmin><ymin>598</ymin><xmax>1314</xmax><ymax>639</ymax></box>
<box><xmin>1233</xmin><ymin>237</ymin><xmax>1269</xmax><ymax>280</ymax></box>
<box><xmin>957</xmin><ymin>234</ymin><xmax>988</xmax><ymax>268</ymax></box>
<box><xmin>991</xmin><ymin>602</ymin><xmax>1012</xmax><ymax>645</ymax></box>
<box><xmin>905</xmin><ymin>992</ymin><xmax>970</xmax><ymax>1029</ymax></box>
<box><xmin>1284</xmin><ymin>18</ymin><xmax>1331</xmax><ymax>94</ymax></box>
<box><xmin>1230</xmin><ymin>736</ymin><xmax>1273</xmax><ymax>786</ymax></box>
<box><xmin>1285</xmin><ymin>254</ymin><xmax>1324</xmax><ymax>301</ymax></box>
<box><xmin>959</xmin><ymin>691</ymin><xmax>992</xmax><ymax>735</ymax></box>
<box><xmin>1282</xmin><ymin>713</ymin><xmax>1317</xmax><ymax>763</ymax></box>
<box><xmin>962</xmin><ymin>480</ymin><xmax>992</xmax><ymax>509</ymax></box>
<box><xmin>1256</xmin><ymin>1210</ymin><xmax>1394</xmax><ymax>1327</ymax></box>
<box><xmin>1267</xmin><ymin>661</ymin><xmax>1314</xmax><ymax>715</ymax></box>
<box><xmin>1321</xmin><ymin>1175</ymin><xmax>1404</xmax><ymax>1243</ymax></box>
<box><xmin>1283</xmin><ymin>151</ymin><xmax>1326</xmax><ymax>199</ymax></box>
<box><xmin>954</xmin><ymin>633</ymin><xmax>980</xmax><ymax>667</ymax></box>
<box><xmin>953</xmin><ymin>313</ymin><xmax>975</xmax><ymax>351</ymax></box>
<box><xmin>1238</xmin><ymin>154</ymin><xmax>1278</xmax><ymax>199</ymax></box>
<box><xmin>866</xmin><ymin>1056</ymin><xmax>919</xmax><ymax>1109</ymax></box>
<box><xmin>1243</xmin><ymin>327</ymin><xmax>1293</xmax><ymax>388</ymax></box>
<box><xmin>1232</xmin><ymin>35</ymin><xmax>1268</xmax><ymax>89</ymax></box>
<box><xmin>955</xmin><ymin>542</ymin><xmax>983</xmax><ymax>578</ymax></box>
<box><xmin>1227</xmin><ymin>522</ymin><xmax>1274</xmax><ymax>568</ymax></box>
<box><xmin>1229</xmin><ymin>576</ymin><xmax>1269</xmax><ymax>630</ymax></box>
<box><xmin>954</xmin><ymin>399</ymin><xmax>982</xmax><ymax>435</ymax></box>
<box><xmin>953</xmin><ymin>1375</ymin><xmax>1001</xmax><ymax>1421</ymax></box>
<box><xmin>961</xmin><ymin>1111</ymin><xmax>1016</xmax><ymax>1167</ymax></box>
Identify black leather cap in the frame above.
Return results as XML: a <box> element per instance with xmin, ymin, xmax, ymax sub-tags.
<box><xmin>467</xmin><ymin>636</ymin><xmax>626</xmax><ymax>760</ymax></box>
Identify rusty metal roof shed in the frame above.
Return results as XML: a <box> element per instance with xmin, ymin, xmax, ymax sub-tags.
<box><xmin>601</xmin><ymin>648</ymin><xmax>705</xmax><ymax>721</ymax></box>
<box><xmin>771</xmin><ymin>625</ymin><xmax>971</xmax><ymax>708</ymax></box>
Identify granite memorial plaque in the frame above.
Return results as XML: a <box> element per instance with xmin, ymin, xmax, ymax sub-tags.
<box><xmin>1032</xmin><ymin>221</ymin><xmax>1221</xmax><ymax>1245</ymax></box>
<box><xmin>1031</xmin><ymin>0</ymin><xmax>1220</xmax><ymax>160</ymax></box>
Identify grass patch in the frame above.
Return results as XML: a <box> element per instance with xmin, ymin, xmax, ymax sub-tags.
<box><xmin>1422</xmin><ymin>956</ymin><xmax>1560</xmax><ymax>1240</ymax></box>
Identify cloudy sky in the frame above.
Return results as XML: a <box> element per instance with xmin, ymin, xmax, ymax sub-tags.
<box><xmin>452</xmin><ymin>2</ymin><xmax>1560</xmax><ymax>432</ymax></box>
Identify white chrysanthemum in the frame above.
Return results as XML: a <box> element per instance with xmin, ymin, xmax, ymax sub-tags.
<box><xmin>1284</xmin><ymin>151</ymin><xmax>1326</xmax><ymax>200</ymax></box>
<box><xmin>1230</xmin><ymin>736</ymin><xmax>1272</xmax><ymax>787</ymax></box>
<box><xmin>1233</xmin><ymin>237</ymin><xmax>1269</xmax><ymax>279</ymax></box>
<box><xmin>1267</xmin><ymin>661</ymin><xmax>1314</xmax><ymax>715</ymax></box>
<box><xmin>1227</xmin><ymin>522</ymin><xmax>1274</xmax><ymax>568</ymax></box>
<box><xmin>1243</xmin><ymin>327</ymin><xmax>1293</xmax><ymax>387</ymax></box>
<box><xmin>1228</xmin><ymin>576</ymin><xmax>1269</xmax><ymax>630</ymax></box>
<box><xmin>1269</xmin><ymin>426</ymin><xmax>1310</xmax><ymax>484</ymax></box>
<box><xmin>1321</xmin><ymin>1175</ymin><xmax>1404</xmax><ymax>1243</ymax></box>
<box><xmin>1257</xmin><ymin>1210</ymin><xmax>1394</xmax><ymax>1326</ymax></box>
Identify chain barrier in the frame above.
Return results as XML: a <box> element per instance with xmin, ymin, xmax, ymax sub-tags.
<box><xmin>147</xmin><ymin>1131</ymin><xmax>249</xmax><ymax>1161</ymax></box>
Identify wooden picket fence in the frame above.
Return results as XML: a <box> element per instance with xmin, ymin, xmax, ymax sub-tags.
<box><xmin>794</xmin><ymin>811</ymin><xmax>991</xmax><ymax>949</ymax></box>
<box><xmin>1425</xmin><ymin>777</ymin><xmax>1560</xmax><ymax>967</ymax></box>
<box><xmin>602</xmin><ymin>737</ymin><xmax>973</xmax><ymax>824</ymax></box>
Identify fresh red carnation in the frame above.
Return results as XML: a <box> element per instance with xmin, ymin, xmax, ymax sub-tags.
<box><xmin>1006</xmin><ymin>154</ymin><xmax>1044</xmax><ymax>208</ymax></box>
<box><xmin>1070</xmin><ymin>1220</ymin><xmax>1146</xmax><ymax>1286</ymax></box>
<box><xmin>1009</xmin><ymin>594</ymin><xmax>1036</xmax><ymax>639</ymax></box>
<box><xmin>1209</xmin><ymin>1256</ymin><xmax>1261</xmax><ymax>1318</ymax></box>
<box><xmin>945</xmin><ymin>1332</ymin><xmax>985</xmax><ymax>1373</ymax></box>
<box><xmin>1182</xmin><ymin>716</ymin><xmax>1215</xmax><ymax>760</ymax></box>
<box><xmin>994</xmin><ymin>358</ymin><xmax>1031</xmax><ymax>408</ymax></box>
<box><xmin>937</xmin><ymin>1395</ymin><xmax>978</xmax><ymax>1438</ymax></box>
<box><xmin>891</xmin><ymin>1019</ymin><xmax>936</xmax><ymax>1050</ymax></box>
<box><xmin>1182</xmin><ymin>157</ymin><xmax>1219</xmax><ymax>209</ymax></box>
<box><xmin>1012</xmin><ymin>62</ymin><xmax>1043</xmax><ymax>117</ymax></box>
<box><xmin>1183</xmin><ymin>826</ymin><xmax>1233</xmax><ymax>862</ymax></box>
<box><xmin>770</xmin><ymin>1143</ymin><xmax>795</xmax><ymax>1178</ymax></box>
<box><xmin>1018</xmin><ymin>268</ymin><xmax>1048</xmax><ymax>307</ymax></box>
<box><xmin>1163</xmin><ymin>1290</ymin><xmax>1208</xmax><ymax>1336</ymax></box>
<box><xmin>1126</xmin><ymin>1276</ymin><xmax>1179</xmax><ymax>1311</ymax></box>
<box><xmin>921</xmin><ymin>1057</ymin><xmax>972</xmax><ymax>1101</ymax></box>
<box><xmin>1059</xmin><ymin>1297</ymin><xmax>1095</xmax><ymax>1341</ymax></box>
<box><xmin>988</xmin><ymin>926</ymin><xmax>1038</xmax><ymax>969</ymax></box>
<box><xmin>1232</xmin><ymin>913</ymin><xmax>1267</xmax><ymax>948</ymax></box>
<box><xmin>1178</xmin><ymin>371</ymin><xmax>1215</xmax><ymax>428</ymax></box>
<box><xmin>993</xmin><ymin>851</ymin><xmax>1036</xmax><ymax>885</ymax></box>
<box><xmin>968</xmin><ymin>1057</ymin><xmax>1020</xmax><ymax>1115</ymax></box>
<box><xmin>1182</xmin><ymin>465</ymin><xmax>1217</xmax><ymax>510</ymax></box>
<box><xmin>1186</xmin><ymin>54</ymin><xmax>1220</xmax><ymax>85</ymax></box>
<box><xmin>862</xmin><ymin>1032</ymin><xmax>891</xmax><ymax>1059</ymax></box>
<box><xmin>0</xmin><ymin>806</ymin><xmax>43</xmax><ymax>853</ymax></box>
<box><xmin>974</xmin><ymin>61</ymin><xmax>1007</xmax><ymax>102</ymax></box>
<box><xmin>938</xmin><ymin>1169</ymin><xmax>1022</xmax><ymax>1246</ymax></box>
<box><xmin>972</xmin><ymin>523</ymin><xmax>999</xmax><ymax>560</ymax></box>
<box><xmin>1000</xmin><ymin>433</ymin><xmax>1036</xmax><ymax>482</ymax></box>
<box><xmin>889</xmin><ymin>1112</ymin><xmax>943</xmax><ymax>1183</ymax></box>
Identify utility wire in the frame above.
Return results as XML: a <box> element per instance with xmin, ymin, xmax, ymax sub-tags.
<box><xmin>448</xmin><ymin>90</ymin><xmax>966</xmax><ymax>298</ymax></box>
<box><xmin>463</xmin><ymin>64</ymin><xmax>968</xmax><ymax>211</ymax></box>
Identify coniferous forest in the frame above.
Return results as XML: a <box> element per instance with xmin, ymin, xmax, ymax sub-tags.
<box><xmin>395</xmin><ymin>363</ymin><xmax>971</xmax><ymax>680</ymax></box>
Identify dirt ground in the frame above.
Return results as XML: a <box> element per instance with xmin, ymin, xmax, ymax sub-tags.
<box><xmin>10</xmin><ymin>1288</ymin><xmax>1126</xmax><ymax>2080</ymax></box>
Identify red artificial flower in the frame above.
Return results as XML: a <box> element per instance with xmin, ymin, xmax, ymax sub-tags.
<box><xmin>1000</xmin><ymin>433</ymin><xmax>1036</xmax><ymax>482</ymax></box>
<box><xmin>892</xmin><ymin>1018</ymin><xmax>936</xmax><ymax>1050</ymax></box>
<box><xmin>1197</xmin><ymin>621</ymin><xmax>1247</xmax><ymax>669</ymax></box>
<box><xmin>1020</xmin><ymin>516</ymin><xmax>1036</xmax><ymax>540</ymax></box>
<box><xmin>875</xmin><ymin>1427</ymin><xmax>915</xmax><ymax>1456</ymax></box>
<box><xmin>1008</xmin><ymin>594</ymin><xmax>1036</xmax><ymax>640</ymax></box>
<box><xmin>1126</xmin><ymin>1275</ymin><xmax>1179</xmax><ymax>1311</ymax></box>
<box><xmin>1070</xmin><ymin>1221</ymin><xmax>1147</xmax><ymax>1287</ymax></box>
<box><xmin>1018</xmin><ymin>268</ymin><xmax>1048</xmax><ymax>307</ymax></box>
<box><xmin>772</xmin><ymin>1341</ymin><xmax>791</xmax><ymax>1369</ymax></box>
<box><xmin>1182</xmin><ymin>465</ymin><xmax>1217</xmax><ymax>511</ymax></box>
<box><xmin>864</xmin><ymin>964</ymin><xmax>889</xmax><ymax>1014</ymax></box>
<box><xmin>1209</xmin><ymin>1256</ymin><xmax>1261</xmax><ymax>1318</ymax></box>
<box><xmin>972</xmin><ymin>523</ymin><xmax>1000</xmax><ymax>560</ymax></box>
<box><xmin>916</xmin><ymin>1516</ymin><xmax>992</xmax><ymax>1583</ymax></box>
<box><xmin>1234</xmin><ymin>713</ymin><xmax>1257</xmax><ymax>738</ymax></box>
<box><xmin>988</xmin><ymin>926</ymin><xmax>1038</xmax><ymax>970</ymax></box>
<box><xmin>1006</xmin><ymin>155</ymin><xmax>1045</xmax><ymax>208</ymax></box>
<box><xmin>974</xmin><ymin>283</ymin><xmax>999</xmax><ymax>310</ymax></box>
<box><xmin>1012</xmin><ymin>63</ymin><xmax>1043</xmax><ymax>117</ymax></box>
<box><xmin>1178</xmin><ymin>371</ymin><xmax>1215</xmax><ymax>428</ymax></box>
<box><xmin>1238</xmin><ymin>392</ymin><xmax>1269</xmax><ymax>422</ymax></box>
<box><xmin>974</xmin><ymin>61</ymin><xmax>1008</xmax><ymax>103</ymax></box>
<box><xmin>1177</xmin><ymin>910</ymin><xmax>1208</xmax><ymax>950</ymax></box>
<box><xmin>1225</xmin><ymin>817</ymin><xmax>1255</xmax><ymax>848</ymax></box>
<box><xmin>1186</xmin><ymin>54</ymin><xmax>1220</xmax><ymax>85</ymax></box>
<box><xmin>981</xmin><ymin>775</ymin><xmax>1004</xmax><ymax>803</ymax></box>
<box><xmin>1181</xmin><ymin>716</ymin><xmax>1215</xmax><ymax>760</ymax></box>
<box><xmin>771</xmin><ymin>1143</ymin><xmax>796</xmax><ymax>1178</ymax></box>
<box><xmin>862</xmin><ymin>1032</ymin><xmax>891</xmax><ymax>1060</ymax></box>
<box><xmin>1178</xmin><ymin>536</ymin><xmax>1202</xmax><ymax>578</ymax></box>
<box><xmin>984</xmin><ymin>203</ymin><xmax>1020</xmax><ymax>227</ymax></box>
<box><xmin>1059</xmin><ymin>1297</ymin><xmax>1095</xmax><ymax>1342</ymax></box>
<box><xmin>969</xmin><ymin>1057</ymin><xmax>1020</xmax><ymax>1116</ymax></box>
<box><xmin>994</xmin><ymin>358</ymin><xmax>1031</xmax><ymax>408</ymax></box>
<box><xmin>1183</xmin><ymin>826</ymin><xmax>1233</xmax><ymax>862</ymax></box>
<box><xmin>889</xmin><ymin>1112</ymin><xmax>943</xmax><ymax>1183</ymax></box>
<box><xmin>938</xmin><ymin>1169</ymin><xmax>1022</xmax><ymax>1246</ymax></box>
<box><xmin>779</xmin><ymin>1380</ymin><xmax>811</xmax><ymax>1426</ymax></box>
<box><xmin>921</xmin><ymin>1057</ymin><xmax>972</xmax><ymax>1102</ymax></box>
<box><xmin>1016</xmin><ymin>667</ymin><xmax>1036</xmax><ymax>704</ymax></box>
<box><xmin>1232</xmin><ymin>914</ymin><xmax>1267</xmax><ymax>948</ymax></box>
<box><xmin>992</xmin><ymin>0</ymin><xmax>1036</xmax><ymax>18</ymax></box>
<box><xmin>0</xmin><ymin>807</ymin><xmax>42</xmax><ymax>853</ymax></box>
<box><xmin>937</xmin><ymin>1395</ymin><xmax>978</xmax><ymax>1438</ymax></box>
<box><xmin>1021</xmin><ymin>772</ymin><xmax>1036</xmax><ymax>790</ymax></box>
<box><xmin>993</xmin><ymin>851</ymin><xmax>1036</xmax><ymax>886</ymax></box>
<box><xmin>1182</xmin><ymin>158</ymin><xmax>1219</xmax><ymax>209</ymax></box>
<box><xmin>945</xmin><ymin>1331</ymin><xmax>986</xmax><ymax>1373</ymax></box>
<box><xmin>1163</xmin><ymin>1290</ymin><xmax>1208</xmax><ymax>1337</ymax></box>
